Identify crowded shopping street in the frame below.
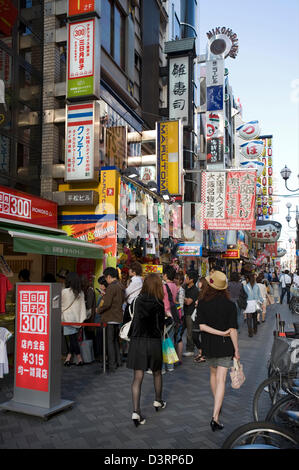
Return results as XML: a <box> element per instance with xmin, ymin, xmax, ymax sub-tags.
<box><xmin>0</xmin><ymin>300</ymin><xmax>297</xmax><ymax>450</ymax></box>
<box><xmin>0</xmin><ymin>0</ymin><xmax>299</xmax><ymax>455</ymax></box>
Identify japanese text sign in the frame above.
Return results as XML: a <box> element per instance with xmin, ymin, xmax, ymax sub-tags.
<box><xmin>15</xmin><ymin>285</ymin><xmax>50</xmax><ymax>393</ymax></box>
<box><xmin>0</xmin><ymin>185</ymin><xmax>57</xmax><ymax>228</ymax></box>
<box><xmin>169</xmin><ymin>56</ymin><xmax>190</xmax><ymax>126</ymax></box>
<box><xmin>67</xmin><ymin>18</ymin><xmax>100</xmax><ymax>98</ymax></box>
<box><xmin>65</xmin><ymin>102</ymin><xmax>99</xmax><ymax>181</ymax></box>
<box><xmin>200</xmin><ymin>171</ymin><xmax>257</xmax><ymax>230</ymax></box>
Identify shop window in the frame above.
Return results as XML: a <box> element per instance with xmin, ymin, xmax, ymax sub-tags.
<box><xmin>101</xmin><ymin>0</ymin><xmax>125</xmax><ymax>70</ymax></box>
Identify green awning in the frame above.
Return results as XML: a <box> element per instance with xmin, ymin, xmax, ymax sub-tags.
<box><xmin>0</xmin><ymin>226</ymin><xmax>103</xmax><ymax>260</ymax></box>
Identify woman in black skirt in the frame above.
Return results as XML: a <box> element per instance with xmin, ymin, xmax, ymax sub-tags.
<box><xmin>127</xmin><ymin>273</ymin><xmax>166</xmax><ymax>427</ymax></box>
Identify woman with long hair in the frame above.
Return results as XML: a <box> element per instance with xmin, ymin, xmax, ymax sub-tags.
<box><xmin>193</xmin><ymin>277</ymin><xmax>208</xmax><ymax>363</ymax></box>
<box><xmin>198</xmin><ymin>271</ymin><xmax>240</xmax><ymax>432</ymax></box>
<box><xmin>61</xmin><ymin>272</ymin><xmax>87</xmax><ymax>366</ymax></box>
<box><xmin>126</xmin><ymin>273</ymin><xmax>166</xmax><ymax>427</ymax></box>
<box><xmin>243</xmin><ymin>273</ymin><xmax>263</xmax><ymax>336</ymax></box>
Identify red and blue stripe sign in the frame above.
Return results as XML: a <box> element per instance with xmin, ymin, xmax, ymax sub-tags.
<box><xmin>67</xmin><ymin>104</ymin><xmax>93</xmax><ymax>127</ymax></box>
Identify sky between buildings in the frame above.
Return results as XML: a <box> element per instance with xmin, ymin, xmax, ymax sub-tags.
<box><xmin>199</xmin><ymin>0</ymin><xmax>299</xmax><ymax>244</ymax></box>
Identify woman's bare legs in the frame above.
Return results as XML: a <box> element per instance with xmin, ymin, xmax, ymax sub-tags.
<box><xmin>211</xmin><ymin>366</ymin><xmax>228</xmax><ymax>422</ymax></box>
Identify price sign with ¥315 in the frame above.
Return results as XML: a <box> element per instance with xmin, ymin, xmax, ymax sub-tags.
<box><xmin>142</xmin><ymin>265</ymin><xmax>163</xmax><ymax>274</ymax></box>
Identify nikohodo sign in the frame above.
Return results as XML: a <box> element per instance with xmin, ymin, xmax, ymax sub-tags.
<box><xmin>206</xmin><ymin>27</ymin><xmax>239</xmax><ymax>59</ymax></box>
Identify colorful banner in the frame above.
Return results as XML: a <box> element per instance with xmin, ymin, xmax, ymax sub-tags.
<box><xmin>65</xmin><ymin>102</ymin><xmax>99</xmax><ymax>181</ymax></box>
<box><xmin>201</xmin><ymin>171</ymin><xmax>256</xmax><ymax>230</ymax></box>
<box><xmin>15</xmin><ymin>285</ymin><xmax>50</xmax><ymax>392</ymax></box>
<box><xmin>62</xmin><ymin>221</ymin><xmax>117</xmax><ymax>257</ymax></box>
<box><xmin>0</xmin><ymin>185</ymin><xmax>57</xmax><ymax>228</ymax></box>
<box><xmin>157</xmin><ymin>120</ymin><xmax>181</xmax><ymax>195</ymax></box>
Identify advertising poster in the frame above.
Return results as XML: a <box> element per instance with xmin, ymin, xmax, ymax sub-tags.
<box><xmin>67</xmin><ymin>18</ymin><xmax>100</xmax><ymax>98</ymax></box>
<box><xmin>201</xmin><ymin>171</ymin><xmax>256</xmax><ymax>230</ymax></box>
<box><xmin>15</xmin><ymin>285</ymin><xmax>50</xmax><ymax>393</ymax></box>
<box><xmin>62</xmin><ymin>221</ymin><xmax>117</xmax><ymax>257</ymax></box>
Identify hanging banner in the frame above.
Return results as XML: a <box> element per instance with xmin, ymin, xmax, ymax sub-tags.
<box><xmin>65</xmin><ymin>102</ymin><xmax>99</xmax><ymax>182</ymax></box>
<box><xmin>67</xmin><ymin>18</ymin><xmax>100</xmax><ymax>99</ymax></box>
<box><xmin>221</xmin><ymin>249</ymin><xmax>240</xmax><ymax>259</ymax></box>
<box><xmin>157</xmin><ymin>120</ymin><xmax>182</xmax><ymax>195</ymax></box>
<box><xmin>169</xmin><ymin>56</ymin><xmax>191</xmax><ymax>126</ymax></box>
<box><xmin>200</xmin><ymin>171</ymin><xmax>256</xmax><ymax>230</ymax></box>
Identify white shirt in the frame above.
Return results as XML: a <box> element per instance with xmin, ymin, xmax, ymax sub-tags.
<box><xmin>280</xmin><ymin>273</ymin><xmax>292</xmax><ymax>288</ymax></box>
<box><xmin>125</xmin><ymin>276</ymin><xmax>143</xmax><ymax>305</ymax></box>
<box><xmin>293</xmin><ymin>274</ymin><xmax>299</xmax><ymax>287</ymax></box>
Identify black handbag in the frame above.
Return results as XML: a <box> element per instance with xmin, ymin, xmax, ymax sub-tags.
<box><xmin>237</xmin><ymin>285</ymin><xmax>248</xmax><ymax>310</ymax></box>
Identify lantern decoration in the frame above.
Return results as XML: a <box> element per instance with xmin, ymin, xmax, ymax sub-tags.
<box><xmin>237</xmin><ymin>120</ymin><xmax>261</xmax><ymax>140</ymax></box>
<box><xmin>268</xmin><ymin>186</ymin><xmax>273</xmax><ymax>196</ymax></box>
<box><xmin>268</xmin><ymin>167</ymin><xmax>273</xmax><ymax>176</ymax></box>
<box><xmin>268</xmin><ymin>206</ymin><xmax>273</xmax><ymax>216</ymax></box>
<box><xmin>262</xmin><ymin>176</ymin><xmax>267</xmax><ymax>186</ymax></box>
<box><xmin>240</xmin><ymin>160</ymin><xmax>264</xmax><ymax>176</ymax></box>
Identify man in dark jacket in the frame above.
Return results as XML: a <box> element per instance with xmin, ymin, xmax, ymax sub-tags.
<box><xmin>99</xmin><ymin>267</ymin><xmax>125</xmax><ymax>372</ymax></box>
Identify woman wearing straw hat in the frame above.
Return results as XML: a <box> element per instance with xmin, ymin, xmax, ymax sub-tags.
<box><xmin>198</xmin><ymin>270</ymin><xmax>240</xmax><ymax>432</ymax></box>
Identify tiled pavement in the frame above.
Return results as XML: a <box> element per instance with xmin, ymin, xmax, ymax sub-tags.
<box><xmin>0</xmin><ymin>302</ymin><xmax>297</xmax><ymax>450</ymax></box>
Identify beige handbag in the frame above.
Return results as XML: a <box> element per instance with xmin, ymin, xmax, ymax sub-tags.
<box><xmin>230</xmin><ymin>358</ymin><xmax>246</xmax><ymax>389</ymax></box>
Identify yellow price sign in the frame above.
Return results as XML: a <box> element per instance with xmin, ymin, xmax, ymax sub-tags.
<box><xmin>142</xmin><ymin>265</ymin><xmax>163</xmax><ymax>275</ymax></box>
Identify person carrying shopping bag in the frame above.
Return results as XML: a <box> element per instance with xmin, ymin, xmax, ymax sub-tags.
<box><xmin>126</xmin><ymin>273</ymin><xmax>166</xmax><ymax>427</ymax></box>
<box><xmin>197</xmin><ymin>270</ymin><xmax>240</xmax><ymax>432</ymax></box>
<box><xmin>243</xmin><ymin>273</ymin><xmax>263</xmax><ymax>337</ymax></box>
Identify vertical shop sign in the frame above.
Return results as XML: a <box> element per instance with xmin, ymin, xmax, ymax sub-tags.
<box><xmin>105</xmin><ymin>126</ymin><xmax>127</xmax><ymax>169</ymax></box>
<box><xmin>0</xmin><ymin>0</ymin><xmax>18</xmax><ymax>36</ymax></box>
<box><xmin>157</xmin><ymin>120</ymin><xmax>181</xmax><ymax>195</ymax></box>
<box><xmin>201</xmin><ymin>171</ymin><xmax>256</xmax><ymax>230</ymax></box>
<box><xmin>15</xmin><ymin>285</ymin><xmax>50</xmax><ymax>392</ymax></box>
<box><xmin>67</xmin><ymin>18</ymin><xmax>100</xmax><ymax>99</ymax></box>
<box><xmin>65</xmin><ymin>102</ymin><xmax>99</xmax><ymax>181</ymax></box>
<box><xmin>206</xmin><ymin>59</ymin><xmax>224</xmax><ymax>168</ymax></box>
<box><xmin>169</xmin><ymin>56</ymin><xmax>190</xmax><ymax>126</ymax></box>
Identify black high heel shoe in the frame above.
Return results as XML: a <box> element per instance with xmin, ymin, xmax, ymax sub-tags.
<box><xmin>132</xmin><ymin>412</ymin><xmax>146</xmax><ymax>427</ymax></box>
<box><xmin>210</xmin><ymin>418</ymin><xmax>224</xmax><ymax>432</ymax></box>
<box><xmin>153</xmin><ymin>400</ymin><xmax>167</xmax><ymax>412</ymax></box>
<box><xmin>64</xmin><ymin>360</ymin><xmax>71</xmax><ymax>367</ymax></box>
<box><xmin>76</xmin><ymin>361</ymin><xmax>84</xmax><ymax>366</ymax></box>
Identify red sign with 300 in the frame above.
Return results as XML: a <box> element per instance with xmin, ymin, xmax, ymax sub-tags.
<box><xmin>0</xmin><ymin>185</ymin><xmax>57</xmax><ymax>228</ymax></box>
<box><xmin>15</xmin><ymin>285</ymin><xmax>50</xmax><ymax>392</ymax></box>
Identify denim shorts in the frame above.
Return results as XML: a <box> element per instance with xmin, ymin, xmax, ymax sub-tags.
<box><xmin>205</xmin><ymin>356</ymin><xmax>233</xmax><ymax>368</ymax></box>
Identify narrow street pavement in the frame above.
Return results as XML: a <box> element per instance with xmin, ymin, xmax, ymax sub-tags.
<box><xmin>0</xmin><ymin>302</ymin><xmax>297</xmax><ymax>450</ymax></box>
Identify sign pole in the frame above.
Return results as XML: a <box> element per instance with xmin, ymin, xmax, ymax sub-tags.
<box><xmin>0</xmin><ymin>283</ymin><xmax>74</xmax><ymax>419</ymax></box>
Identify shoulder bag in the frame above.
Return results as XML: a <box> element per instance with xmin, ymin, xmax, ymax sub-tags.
<box><xmin>119</xmin><ymin>297</ymin><xmax>137</xmax><ymax>342</ymax></box>
<box><xmin>230</xmin><ymin>358</ymin><xmax>246</xmax><ymax>389</ymax></box>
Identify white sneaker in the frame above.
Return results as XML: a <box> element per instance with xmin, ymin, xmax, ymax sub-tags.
<box><xmin>167</xmin><ymin>367</ymin><xmax>174</xmax><ymax>372</ymax></box>
<box><xmin>162</xmin><ymin>369</ymin><xmax>166</xmax><ymax>374</ymax></box>
<box><xmin>183</xmin><ymin>352</ymin><xmax>194</xmax><ymax>357</ymax></box>
<box><xmin>146</xmin><ymin>370</ymin><xmax>153</xmax><ymax>375</ymax></box>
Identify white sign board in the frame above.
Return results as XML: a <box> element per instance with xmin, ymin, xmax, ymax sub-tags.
<box><xmin>169</xmin><ymin>56</ymin><xmax>189</xmax><ymax>125</ymax></box>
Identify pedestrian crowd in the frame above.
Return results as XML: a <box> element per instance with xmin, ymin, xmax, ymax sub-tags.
<box><xmin>18</xmin><ymin>264</ymin><xmax>299</xmax><ymax>431</ymax></box>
